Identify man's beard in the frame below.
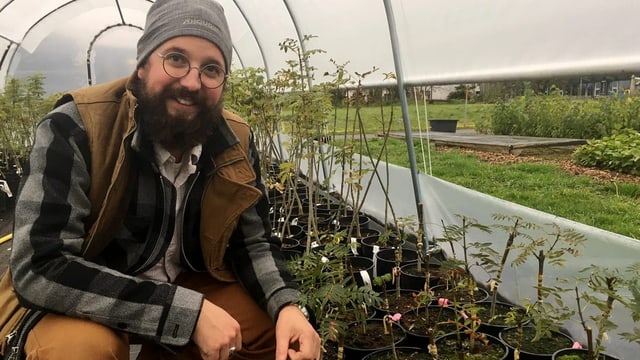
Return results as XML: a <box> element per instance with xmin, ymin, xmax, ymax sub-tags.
<box><xmin>131</xmin><ymin>76</ymin><xmax>223</xmax><ymax>151</ymax></box>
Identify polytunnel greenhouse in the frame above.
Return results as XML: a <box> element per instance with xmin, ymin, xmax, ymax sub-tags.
<box><xmin>1</xmin><ymin>0</ymin><xmax>640</xmax><ymax>359</ymax></box>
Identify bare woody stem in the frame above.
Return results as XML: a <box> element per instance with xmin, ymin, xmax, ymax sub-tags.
<box><xmin>574</xmin><ymin>286</ymin><xmax>595</xmax><ymax>358</ymax></box>
<box><xmin>491</xmin><ymin>219</ymin><xmax>519</xmax><ymax>317</ymax></box>
<box><xmin>497</xmin><ymin>219</ymin><xmax>518</xmax><ymax>283</ymax></box>
<box><xmin>536</xmin><ymin>249</ymin><xmax>545</xmax><ymax>302</ymax></box>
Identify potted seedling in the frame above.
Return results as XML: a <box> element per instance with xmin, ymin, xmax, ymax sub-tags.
<box><xmin>619</xmin><ymin>265</ymin><xmax>640</xmax><ymax>347</ymax></box>
<box><xmin>432</xmin><ymin>215</ymin><xmax>491</xmax><ymax>304</ymax></box>
<box><xmin>433</xmin><ymin>301</ymin><xmax>509</xmax><ymax>359</ymax></box>
<box><xmin>288</xmin><ymin>240</ymin><xmax>382</xmax><ymax>360</ymax></box>
<box><xmin>553</xmin><ymin>264</ymin><xmax>639</xmax><ymax>360</ymax></box>
<box><xmin>500</xmin><ymin>223</ymin><xmax>586</xmax><ymax>359</ymax></box>
<box><xmin>471</xmin><ymin>214</ymin><xmax>537</xmax><ymax>336</ymax></box>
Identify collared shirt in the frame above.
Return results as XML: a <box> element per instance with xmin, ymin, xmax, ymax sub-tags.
<box><xmin>139</xmin><ymin>143</ymin><xmax>202</xmax><ymax>283</ymax></box>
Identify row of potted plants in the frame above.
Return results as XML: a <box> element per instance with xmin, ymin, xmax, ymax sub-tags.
<box><xmin>222</xmin><ymin>35</ymin><xmax>640</xmax><ymax>359</ymax></box>
<box><xmin>276</xmin><ymin>193</ymin><xmax>640</xmax><ymax>359</ymax></box>
<box><xmin>261</xmin><ymin>162</ymin><xmax>638</xmax><ymax>360</ymax></box>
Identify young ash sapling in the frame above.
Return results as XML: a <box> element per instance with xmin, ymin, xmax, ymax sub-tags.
<box><xmin>435</xmin><ymin>215</ymin><xmax>491</xmax><ymax>300</ymax></box>
<box><xmin>505</xmin><ymin>223</ymin><xmax>586</xmax><ymax>360</ymax></box>
<box><xmin>572</xmin><ymin>264</ymin><xmax>633</xmax><ymax>360</ymax></box>
<box><xmin>455</xmin><ymin>303</ymin><xmax>492</xmax><ymax>359</ymax></box>
<box><xmin>382</xmin><ymin>312</ymin><xmax>402</xmax><ymax>360</ymax></box>
<box><xmin>472</xmin><ymin>214</ymin><xmax>537</xmax><ymax>318</ymax></box>
<box><xmin>619</xmin><ymin>264</ymin><xmax>640</xmax><ymax>346</ymax></box>
<box><xmin>424</xmin><ymin>297</ymin><xmax>456</xmax><ymax>358</ymax></box>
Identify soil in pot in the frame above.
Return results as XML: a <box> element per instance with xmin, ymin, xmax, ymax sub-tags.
<box><xmin>343</xmin><ymin>319</ymin><xmax>406</xmax><ymax>360</ymax></box>
<box><xmin>374</xmin><ymin>289</ymin><xmax>422</xmax><ymax>318</ymax></box>
<box><xmin>429</xmin><ymin>284</ymin><xmax>490</xmax><ymax>304</ymax></box>
<box><xmin>399</xmin><ymin>258</ymin><xmax>444</xmax><ymax>291</ymax></box>
<box><xmin>362</xmin><ymin>346</ymin><xmax>431</xmax><ymax>359</ymax></box>
<box><xmin>302</xmin><ymin>223</ymin><xmax>347</xmax><ymax>251</ymax></box>
<box><xmin>435</xmin><ymin>331</ymin><xmax>508</xmax><ymax>359</ymax></box>
<box><xmin>474</xmin><ymin>300</ymin><xmax>528</xmax><ymax>337</ymax></box>
<box><xmin>551</xmin><ymin>348</ymin><xmax>620</xmax><ymax>360</ymax></box>
<box><xmin>313</xmin><ymin>201</ymin><xmax>342</xmax><ymax>215</ymax></box>
<box><xmin>321</xmin><ymin>340</ymin><xmax>341</xmax><ymax>360</ymax></box>
<box><xmin>338</xmin><ymin>214</ymin><xmax>371</xmax><ymax>231</ymax></box>
<box><xmin>400</xmin><ymin>305</ymin><xmax>458</xmax><ymax>348</ymax></box>
<box><xmin>499</xmin><ymin>326</ymin><xmax>574</xmax><ymax>359</ymax></box>
<box><xmin>296</xmin><ymin>214</ymin><xmax>333</xmax><ymax>228</ymax></box>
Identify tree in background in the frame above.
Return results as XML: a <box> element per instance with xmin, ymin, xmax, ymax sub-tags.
<box><xmin>0</xmin><ymin>73</ymin><xmax>58</xmax><ymax>179</ymax></box>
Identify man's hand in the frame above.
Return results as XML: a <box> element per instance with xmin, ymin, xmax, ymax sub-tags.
<box><xmin>275</xmin><ymin>305</ymin><xmax>321</xmax><ymax>360</ymax></box>
<box><xmin>193</xmin><ymin>299</ymin><xmax>243</xmax><ymax>360</ymax></box>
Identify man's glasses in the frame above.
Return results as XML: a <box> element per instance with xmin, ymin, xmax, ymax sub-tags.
<box><xmin>156</xmin><ymin>52</ymin><xmax>227</xmax><ymax>89</ymax></box>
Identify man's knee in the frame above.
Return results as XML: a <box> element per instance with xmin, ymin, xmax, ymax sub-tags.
<box><xmin>25</xmin><ymin>313</ymin><xmax>129</xmax><ymax>360</ymax></box>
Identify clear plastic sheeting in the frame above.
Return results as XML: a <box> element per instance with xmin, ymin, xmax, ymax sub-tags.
<box><xmin>0</xmin><ymin>0</ymin><xmax>638</xmax><ymax>357</ymax></box>
<box><xmin>1</xmin><ymin>0</ymin><xmax>640</xmax><ymax>92</ymax></box>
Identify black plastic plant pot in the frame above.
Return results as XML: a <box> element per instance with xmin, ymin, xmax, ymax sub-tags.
<box><xmin>499</xmin><ymin>325</ymin><xmax>574</xmax><ymax>360</ymax></box>
<box><xmin>374</xmin><ymin>248</ymin><xmax>418</xmax><ymax>278</ymax></box>
<box><xmin>429</xmin><ymin>118</ymin><xmax>458</xmax><ymax>132</ymax></box>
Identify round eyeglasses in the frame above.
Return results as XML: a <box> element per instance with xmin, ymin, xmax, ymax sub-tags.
<box><xmin>156</xmin><ymin>52</ymin><xmax>227</xmax><ymax>89</ymax></box>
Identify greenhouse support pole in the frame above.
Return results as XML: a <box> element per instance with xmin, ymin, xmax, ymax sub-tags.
<box><xmin>382</xmin><ymin>0</ymin><xmax>429</xmax><ymax>249</ymax></box>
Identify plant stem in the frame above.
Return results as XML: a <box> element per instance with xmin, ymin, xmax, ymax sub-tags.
<box><xmin>491</xmin><ymin>219</ymin><xmax>518</xmax><ymax>317</ymax></box>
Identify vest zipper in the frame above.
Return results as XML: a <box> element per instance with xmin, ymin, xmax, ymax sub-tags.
<box><xmin>180</xmin><ymin>171</ymin><xmax>200</xmax><ymax>271</ymax></box>
<box><xmin>4</xmin><ymin>310</ymin><xmax>45</xmax><ymax>360</ymax></box>
<box><xmin>132</xmin><ymin>175</ymin><xmax>174</xmax><ymax>273</ymax></box>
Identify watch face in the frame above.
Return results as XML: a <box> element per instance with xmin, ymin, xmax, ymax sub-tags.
<box><xmin>298</xmin><ymin>305</ymin><xmax>310</xmax><ymax>320</ymax></box>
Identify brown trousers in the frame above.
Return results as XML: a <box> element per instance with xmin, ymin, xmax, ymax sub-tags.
<box><xmin>23</xmin><ymin>272</ymin><xmax>276</xmax><ymax>360</ymax></box>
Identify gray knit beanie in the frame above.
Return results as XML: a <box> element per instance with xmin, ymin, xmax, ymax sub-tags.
<box><xmin>136</xmin><ymin>0</ymin><xmax>232</xmax><ymax>73</ymax></box>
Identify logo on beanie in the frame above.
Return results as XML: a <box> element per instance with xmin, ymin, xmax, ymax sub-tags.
<box><xmin>183</xmin><ymin>18</ymin><xmax>217</xmax><ymax>32</ymax></box>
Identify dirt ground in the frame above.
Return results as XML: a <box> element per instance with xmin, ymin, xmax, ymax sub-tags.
<box><xmin>448</xmin><ymin>146</ymin><xmax>640</xmax><ymax>184</ymax></box>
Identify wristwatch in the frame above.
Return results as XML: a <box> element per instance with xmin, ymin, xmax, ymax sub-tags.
<box><xmin>297</xmin><ymin>304</ymin><xmax>310</xmax><ymax>320</ymax></box>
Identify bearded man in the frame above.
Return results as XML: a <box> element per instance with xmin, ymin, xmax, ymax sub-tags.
<box><xmin>0</xmin><ymin>1</ymin><xmax>320</xmax><ymax>359</ymax></box>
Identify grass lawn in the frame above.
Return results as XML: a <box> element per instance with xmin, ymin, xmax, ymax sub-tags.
<box><xmin>346</xmin><ymin>137</ymin><xmax>640</xmax><ymax>239</ymax></box>
<box><xmin>329</xmin><ymin>102</ymin><xmax>492</xmax><ymax>134</ymax></box>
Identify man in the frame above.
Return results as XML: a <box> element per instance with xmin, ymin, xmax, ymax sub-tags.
<box><xmin>0</xmin><ymin>0</ymin><xmax>320</xmax><ymax>359</ymax></box>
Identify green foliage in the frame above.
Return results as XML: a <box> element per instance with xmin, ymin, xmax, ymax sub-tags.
<box><xmin>0</xmin><ymin>73</ymin><xmax>57</xmax><ymax>173</ymax></box>
<box><xmin>620</xmin><ymin>263</ymin><xmax>640</xmax><ymax>345</ymax></box>
<box><xmin>573</xmin><ymin>264</ymin><xmax>635</xmax><ymax>357</ymax></box>
<box><xmin>488</xmin><ymin>90</ymin><xmax>640</xmax><ymax>139</ymax></box>
<box><xmin>510</xmin><ymin>223</ymin><xmax>585</xmax><ymax>272</ymax></box>
<box><xmin>287</xmin><ymin>242</ymin><xmax>382</xmax><ymax>347</ymax></box>
<box><xmin>500</xmin><ymin>222</ymin><xmax>586</xmax><ymax>351</ymax></box>
<box><xmin>472</xmin><ymin>214</ymin><xmax>537</xmax><ymax>282</ymax></box>
<box><xmin>572</xmin><ymin>128</ymin><xmax>640</xmax><ymax>175</ymax></box>
<box><xmin>446</xmin><ymin>84</ymin><xmax>470</xmax><ymax>100</ymax></box>
<box><xmin>225</xmin><ymin>66</ymin><xmax>287</xmax><ymax>179</ymax></box>
<box><xmin>434</xmin><ymin>215</ymin><xmax>491</xmax><ymax>275</ymax></box>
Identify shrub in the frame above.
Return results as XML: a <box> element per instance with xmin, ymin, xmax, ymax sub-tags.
<box><xmin>487</xmin><ymin>90</ymin><xmax>640</xmax><ymax>139</ymax></box>
<box><xmin>572</xmin><ymin>128</ymin><xmax>640</xmax><ymax>175</ymax></box>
